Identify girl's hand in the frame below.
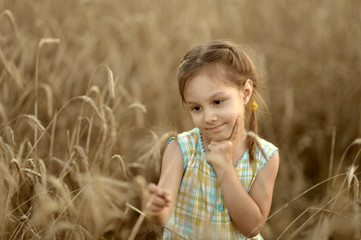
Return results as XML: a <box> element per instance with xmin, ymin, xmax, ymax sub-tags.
<box><xmin>206</xmin><ymin>118</ymin><xmax>240</xmax><ymax>175</ymax></box>
<box><xmin>146</xmin><ymin>183</ymin><xmax>171</xmax><ymax>219</ymax></box>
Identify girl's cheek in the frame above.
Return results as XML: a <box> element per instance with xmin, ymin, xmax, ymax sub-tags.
<box><xmin>191</xmin><ymin>115</ymin><xmax>202</xmax><ymax>125</ymax></box>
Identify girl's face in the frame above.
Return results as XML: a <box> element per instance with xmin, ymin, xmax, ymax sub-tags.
<box><xmin>183</xmin><ymin>70</ymin><xmax>252</xmax><ymax>143</ymax></box>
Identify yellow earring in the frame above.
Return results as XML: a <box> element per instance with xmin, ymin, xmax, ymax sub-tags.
<box><xmin>251</xmin><ymin>100</ymin><xmax>258</xmax><ymax>111</ymax></box>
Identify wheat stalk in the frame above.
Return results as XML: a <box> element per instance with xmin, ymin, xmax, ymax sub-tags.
<box><xmin>39</xmin><ymin>83</ymin><xmax>54</xmax><ymax>118</ymax></box>
<box><xmin>2</xmin><ymin>126</ymin><xmax>15</xmax><ymax>147</ymax></box>
<box><xmin>248</xmin><ymin>172</ymin><xmax>348</xmax><ymax>237</ymax></box>
<box><xmin>277</xmin><ymin>187</ymin><xmax>350</xmax><ymax>239</ymax></box>
<box><xmin>17</xmin><ymin>115</ymin><xmax>47</xmax><ymax>135</ymax></box>
<box><xmin>0</xmin><ymin>103</ymin><xmax>9</xmax><ymax>125</ymax></box>
<box><xmin>0</xmin><ymin>46</ymin><xmax>23</xmax><ymax>89</ymax></box>
<box><xmin>49</xmin><ymin>113</ymin><xmax>57</xmax><ymax>159</ymax></box>
<box><xmin>106</xmin><ymin>65</ymin><xmax>115</xmax><ymax>100</ymax></box>
<box><xmin>34</xmin><ymin>38</ymin><xmax>60</xmax><ymax>159</ymax></box>
<box><xmin>314</xmin><ymin>128</ymin><xmax>337</xmax><ymax>235</ymax></box>
<box><xmin>1</xmin><ymin>10</ymin><xmax>20</xmax><ymax>39</ymax></box>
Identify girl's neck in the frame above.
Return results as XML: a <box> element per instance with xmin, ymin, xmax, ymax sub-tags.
<box><xmin>231</xmin><ymin>132</ymin><xmax>248</xmax><ymax>165</ymax></box>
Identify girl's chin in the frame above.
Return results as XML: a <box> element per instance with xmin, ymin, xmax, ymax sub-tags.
<box><xmin>202</xmin><ymin>131</ymin><xmax>230</xmax><ymax>142</ymax></box>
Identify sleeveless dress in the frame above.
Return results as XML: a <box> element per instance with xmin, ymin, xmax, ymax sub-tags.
<box><xmin>163</xmin><ymin>128</ymin><xmax>278</xmax><ymax>240</ymax></box>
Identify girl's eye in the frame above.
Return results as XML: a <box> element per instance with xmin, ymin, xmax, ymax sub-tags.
<box><xmin>191</xmin><ymin>106</ymin><xmax>201</xmax><ymax>112</ymax></box>
<box><xmin>214</xmin><ymin>100</ymin><xmax>223</xmax><ymax>105</ymax></box>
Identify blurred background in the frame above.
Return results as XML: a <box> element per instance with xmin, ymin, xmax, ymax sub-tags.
<box><xmin>1</xmin><ymin>0</ymin><xmax>360</xmax><ymax>239</ymax></box>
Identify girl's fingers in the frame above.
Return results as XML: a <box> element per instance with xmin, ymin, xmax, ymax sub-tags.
<box><xmin>148</xmin><ymin>183</ymin><xmax>163</xmax><ymax>197</ymax></box>
<box><xmin>151</xmin><ymin>196</ymin><xmax>167</xmax><ymax>207</ymax></box>
<box><xmin>155</xmin><ymin>192</ymin><xmax>171</xmax><ymax>206</ymax></box>
<box><xmin>229</xmin><ymin>118</ymin><xmax>240</xmax><ymax>142</ymax></box>
<box><xmin>162</xmin><ymin>190</ymin><xmax>171</xmax><ymax>203</ymax></box>
<box><xmin>148</xmin><ymin>183</ymin><xmax>158</xmax><ymax>193</ymax></box>
<box><xmin>148</xmin><ymin>183</ymin><xmax>171</xmax><ymax>204</ymax></box>
<box><xmin>146</xmin><ymin>194</ymin><xmax>169</xmax><ymax>217</ymax></box>
<box><xmin>149</xmin><ymin>204</ymin><xmax>163</xmax><ymax>212</ymax></box>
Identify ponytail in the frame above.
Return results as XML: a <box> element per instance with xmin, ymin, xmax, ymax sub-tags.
<box><xmin>247</xmin><ymin>107</ymin><xmax>258</xmax><ymax>163</ymax></box>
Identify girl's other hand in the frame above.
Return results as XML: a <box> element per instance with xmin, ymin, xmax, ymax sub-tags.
<box><xmin>146</xmin><ymin>183</ymin><xmax>171</xmax><ymax>217</ymax></box>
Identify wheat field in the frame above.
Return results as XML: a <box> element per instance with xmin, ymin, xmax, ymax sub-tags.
<box><xmin>0</xmin><ymin>0</ymin><xmax>360</xmax><ymax>239</ymax></box>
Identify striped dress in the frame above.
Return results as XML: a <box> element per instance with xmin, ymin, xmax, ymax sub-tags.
<box><xmin>163</xmin><ymin>128</ymin><xmax>278</xmax><ymax>240</ymax></box>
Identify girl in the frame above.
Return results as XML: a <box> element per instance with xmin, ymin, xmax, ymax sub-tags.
<box><xmin>146</xmin><ymin>40</ymin><xmax>279</xmax><ymax>239</ymax></box>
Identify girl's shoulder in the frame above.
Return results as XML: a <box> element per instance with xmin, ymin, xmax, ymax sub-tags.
<box><xmin>177</xmin><ymin>127</ymin><xmax>200</xmax><ymax>138</ymax></box>
<box><xmin>256</xmin><ymin>137</ymin><xmax>278</xmax><ymax>152</ymax></box>
<box><xmin>169</xmin><ymin>128</ymin><xmax>201</xmax><ymax>171</ymax></box>
<box><xmin>168</xmin><ymin>128</ymin><xmax>199</xmax><ymax>143</ymax></box>
<box><xmin>254</xmin><ymin>136</ymin><xmax>279</xmax><ymax>169</ymax></box>
<box><xmin>167</xmin><ymin>128</ymin><xmax>201</xmax><ymax>152</ymax></box>
<box><xmin>176</xmin><ymin>127</ymin><xmax>201</xmax><ymax>149</ymax></box>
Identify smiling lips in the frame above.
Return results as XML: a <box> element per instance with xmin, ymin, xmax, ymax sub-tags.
<box><xmin>206</xmin><ymin>124</ymin><xmax>225</xmax><ymax>132</ymax></box>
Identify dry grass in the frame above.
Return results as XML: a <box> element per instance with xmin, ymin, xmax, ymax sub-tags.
<box><xmin>0</xmin><ymin>0</ymin><xmax>361</xmax><ymax>239</ymax></box>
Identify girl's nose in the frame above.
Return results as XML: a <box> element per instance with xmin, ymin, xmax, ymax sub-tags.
<box><xmin>204</xmin><ymin>109</ymin><xmax>217</xmax><ymax>123</ymax></box>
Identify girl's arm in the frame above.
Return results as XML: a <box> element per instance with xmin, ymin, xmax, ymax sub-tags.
<box><xmin>146</xmin><ymin>139</ymin><xmax>184</xmax><ymax>225</ymax></box>
<box><xmin>207</xmin><ymin>119</ymin><xmax>279</xmax><ymax>237</ymax></box>
<box><xmin>218</xmin><ymin>151</ymin><xmax>279</xmax><ymax>237</ymax></box>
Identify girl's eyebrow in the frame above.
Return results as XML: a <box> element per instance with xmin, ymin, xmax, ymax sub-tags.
<box><xmin>209</xmin><ymin>91</ymin><xmax>227</xmax><ymax>98</ymax></box>
<box><xmin>185</xmin><ymin>101</ymin><xmax>196</xmax><ymax>105</ymax></box>
<box><xmin>185</xmin><ymin>91</ymin><xmax>227</xmax><ymax>105</ymax></box>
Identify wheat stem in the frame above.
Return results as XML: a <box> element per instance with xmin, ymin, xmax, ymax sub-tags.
<box><xmin>34</xmin><ymin>38</ymin><xmax>60</xmax><ymax>159</ymax></box>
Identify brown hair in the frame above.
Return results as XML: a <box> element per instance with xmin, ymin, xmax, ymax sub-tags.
<box><xmin>178</xmin><ymin>40</ymin><xmax>263</xmax><ymax>163</ymax></box>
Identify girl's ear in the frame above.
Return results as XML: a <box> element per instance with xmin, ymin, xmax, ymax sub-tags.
<box><xmin>241</xmin><ymin>79</ymin><xmax>253</xmax><ymax>104</ymax></box>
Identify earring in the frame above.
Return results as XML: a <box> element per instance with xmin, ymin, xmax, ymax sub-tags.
<box><xmin>251</xmin><ymin>100</ymin><xmax>258</xmax><ymax>111</ymax></box>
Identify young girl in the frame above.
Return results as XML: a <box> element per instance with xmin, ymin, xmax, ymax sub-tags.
<box><xmin>146</xmin><ymin>40</ymin><xmax>279</xmax><ymax>239</ymax></box>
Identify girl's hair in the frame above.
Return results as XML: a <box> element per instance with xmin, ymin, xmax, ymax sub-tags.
<box><xmin>178</xmin><ymin>40</ymin><xmax>263</xmax><ymax>163</ymax></box>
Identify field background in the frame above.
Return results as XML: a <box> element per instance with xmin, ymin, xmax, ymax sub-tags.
<box><xmin>1</xmin><ymin>0</ymin><xmax>360</xmax><ymax>239</ymax></box>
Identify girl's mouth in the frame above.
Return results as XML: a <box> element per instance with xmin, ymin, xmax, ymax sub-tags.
<box><xmin>206</xmin><ymin>124</ymin><xmax>225</xmax><ymax>132</ymax></box>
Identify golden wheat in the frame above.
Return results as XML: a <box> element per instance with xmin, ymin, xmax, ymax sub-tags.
<box><xmin>0</xmin><ymin>0</ymin><xmax>360</xmax><ymax>239</ymax></box>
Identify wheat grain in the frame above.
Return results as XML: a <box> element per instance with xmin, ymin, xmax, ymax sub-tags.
<box><xmin>106</xmin><ymin>65</ymin><xmax>115</xmax><ymax>99</ymax></box>
<box><xmin>103</xmin><ymin>105</ymin><xmax>117</xmax><ymax>144</ymax></box>
<box><xmin>76</xmin><ymin>96</ymin><xmax>106</xmax><ymax>123</ymax></box>
<box><xmin>88</xmin><ymin>85</ymin><xmax>101</xmax><ymax>102</ymax></box>
<box><xmin>2</xmin><ymin>140</ymin><xmax>15</xmax><ymax>160</ymax></box>
<box><xmin>0</xmin><ymin>46</ymin><xmax>23</xmax><ymax>89</ymax></box>
<box><xmin>17</xmin><ymin>115</ymin><xmax>47</xmax><ymax>136</ymax></box>
<box><xmin>21</xmin><ymin>168</ymin><xmax>41</xmax><ymax>178</ymax></box>
<box><xmin>10</xmin><ymin>158</ymin><xmax>21</xmax><ymax>173</ymax></box>
<box><xmin>0</xmin><ymin>103</ymin><xmax>9</xmax><ymax>124</ymax></box>
<box><xmin>73</xmin><ymin>145</ymin><xmax>89</xmax><ymax>173</ymax></box>
<box><xmin>111</xmin><ymin>154</ymin><xmax>129</xmax><ymax>180</ymax></box>
<box><xmin>1</xmin><ymin>10</ymin><xmax>20</xmax><ymax>39</ymax></box>
<box><xmin>38</xmin><ymin>38</ymin><xmax>61</xmax><ymax>48</ymax></box>
<box><xmin>39</xmin><ymin>83</ymin><xmax>54</xmax><ymax>118</ymax></box>
<box><xmin>128</xmin><ymin>102</ymin><xmax>147</xmax><ymax>113</ymax></box>
<box><xmin>2</xmin><ymin>127</ymin><xmax>15</xmax><ymax>147</ymax></box>
<box><xmin>347</xmin><ymin>165</ymin><xmax>360</xmax><ymax>203</ymax></box>
<box><xmin>333</xmin><ymin>138</ymin><xmax>361</xmax><ymax>188</ymax></box>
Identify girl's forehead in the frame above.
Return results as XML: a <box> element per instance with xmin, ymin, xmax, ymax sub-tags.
<box><xmin>188</xmin><ymin>67</ymin><xmax>238</xmax><ymax>89</ymax></box>
<box><xmin>184</xmin><ymin>71</ymin><xmax>239</xmax><ymax>97</ymax></box>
